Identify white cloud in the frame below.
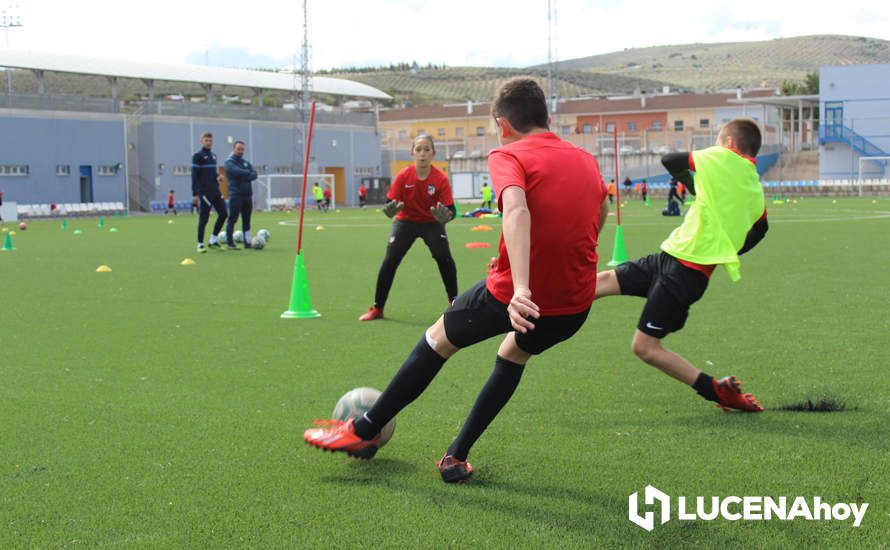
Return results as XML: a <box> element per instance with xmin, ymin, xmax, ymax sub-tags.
<box><xmin>6</xmin><ymin>0</ymin><xmax>890</xmax><ymax>69</ymax></box>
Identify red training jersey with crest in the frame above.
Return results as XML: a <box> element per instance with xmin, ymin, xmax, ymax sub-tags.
<box><xmin>486</xmin><ymin>132</ymin><xmax>607</xmax><ymax>315</ymax></box>
<box><xmin>386</xmin><ymin>164</ymin><xmax>454</xmax><ymax>223</ymax></box>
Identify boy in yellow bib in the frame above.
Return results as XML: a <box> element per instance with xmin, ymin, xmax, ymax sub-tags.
<box><xmin>596</xmin><ymin>118</ymin><xmax>769</xmax><ymax>412</ymax></box>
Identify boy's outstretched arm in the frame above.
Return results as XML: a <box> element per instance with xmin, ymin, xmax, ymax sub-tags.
<box><xmin>661</xmin><ymin>152</ymin><xmax>696</xmax><ymax>195</ymax></box>
<box><xmin>738</xmin><ymin>211</ymin><xmax>769</xmax><ymax>255</ymax></box>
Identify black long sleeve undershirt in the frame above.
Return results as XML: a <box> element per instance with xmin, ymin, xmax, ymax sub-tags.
<box><xmin>661</xmin><ymin>152</ymin><xmax>696</xmax><ymax>195</ymax></box>
<box><xmin>661</xmin><ymin>151</ymin><xmax>769</xmax><ymax>255</ymax></box>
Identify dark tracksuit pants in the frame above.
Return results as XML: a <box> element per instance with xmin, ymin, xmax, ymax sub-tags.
<box><xmin>226</xmin><ymin>195</ymin><xmax>252</xmax><ymax>244</ymax></box>
<box><xmin>197</xmin><ymin>194</ymin><xmax>228</xmax><ymax>243</ymax></box>
<box><xmin>374</xmin><ymin>220</ymin><xmax>458</xmax><ymax>308</ymax></box>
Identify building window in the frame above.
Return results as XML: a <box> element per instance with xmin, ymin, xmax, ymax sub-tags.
<box><xmin>582</xmin><ymin>124</ymin><xmax>593</xmax><ymax>134</ymax></box>
<box><xmin>700</xmin><ymin>118</ymin><xmax>710</xmax><ymax>129</ymax></box>
<box><xmin>0</xmin><ymin>164</ymin><xmax>29</xmax><ymax>176</ymax></box>
<box><xmin>417</xmin><ymin>129</ymin><xmax>426</xmax><ymax>137</ymax></box>
<box><xmin>476</xmin><ymin>126</ymin><xmax>485</xmax><ymax>136</ymax></box>
<box><xmin>172</xmin><ymin>165</ymin><xmax>191</xmax><ymax>176</ymax></box>
<box><xmin>437</xmin><ymin>128</ymin><xmax>446</xmax><ymax>137</ymax></box>
<box><xmin>398</xmin><ymin>130</ymin><xmax>407</xmax><ymax>140</ymax></box>
<box><xmin>674</xmin><ymin>120</ymin><xmax>684</xmax><ymax>131</ymax></box>
<box><xmin>455</xmin><ymin>127</ymin><xmax>464</xmax><ymax>137</ymax></box>
<box><xmin>651</xmin><ymin>120</ymin><xmax>663</xmax><ymax>131</ymax></box>
<box><xmin>628</xmin><ymin>122</ymin><xmax>637</xmax><ymax>131</ymax></box>
<box><xmin>97</xmin><ymin>165</ymin><xmax>120</xmax><ymax>176</ymax></box>
<box><xmin>560</xmin><ymin>125</ymin><xmax>572</xmax><ymax>135</ymax></box>
<box><xmin>605</xmin><ymin>123</ymin><xmax>616</xmax><ymax>133</ymax></box>
<box><xmin>274</xmin><ymin>166</ymin><xmax>294</xmax><ymax>175</ymax></box>
<box><xmin>56</xmin><ymin>164</ymin><xmax>71</xmax><ymax>176</ymax></box>
<box><xmin>354</xmin><ymin>166</ymin><xmax>374</xmax><ymax>176</ymax></box>
<box><xmin>257</xmin><ymin>165</ymin><xmax>268</xmax><ymax>175</ymax></box>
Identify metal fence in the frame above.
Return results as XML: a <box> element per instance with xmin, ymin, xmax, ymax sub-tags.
<box><xmin>0</xmin><ymin>93</ymin><xmax>118</xmax><ymax>113</ymax></box>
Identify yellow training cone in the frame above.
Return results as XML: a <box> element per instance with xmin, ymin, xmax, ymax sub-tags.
<box><xmin>180</xmin><ymin>258</ymin><xmax>196</xmax><ymax>266</ymax></box>
<box><xmin>316</xmin><ymin>225</ymin><xmax>325</xmax><ymax>231</ymax></box>
<box><xmin>9</xmin><ymin>231</ymin><xmax>16</xmax><ymax>236</ymax></box>
<box><xmin>168</xmin><ymin>219</ymin><xmax>174</xmax><ymax>224</ymax></box>
<box><xmin>96</xmin><ymin>265</ymin><xmax>112</xmax><ymax>273</ymax></box>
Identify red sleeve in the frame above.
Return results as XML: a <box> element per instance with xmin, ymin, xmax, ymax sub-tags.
<box><xmin>688</xmin><ymin>151</ymin><xmax>696</xmax><ymax>172</ymax></box>
<box><xmin>488</xmin><ymin>151</ymin><xmax>525</xmax><ymax>197</ymax></box>
<box><xmin>436</xmin><ymin>172</ymin><xmax>454</xmax><ymax>206</ymax></box>
<box><xmin>387</xmin><ymin>170</ymin><xmax>405</xmax><ymax>201</ymax></box>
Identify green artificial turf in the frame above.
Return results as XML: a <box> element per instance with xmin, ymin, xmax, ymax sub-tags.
<box><xmin>2</xmin><ymin>198</ymin><xmax>889</xmax><ymax>548</ymax></box>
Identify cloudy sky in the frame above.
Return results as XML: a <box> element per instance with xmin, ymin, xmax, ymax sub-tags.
<box><xmin>3</xmin><ymin>0</ymin><xmax>889</xmax><ymax>69</ymax></box>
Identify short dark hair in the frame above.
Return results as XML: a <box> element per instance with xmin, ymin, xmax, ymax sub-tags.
<box><xmin>412</xmin><ymin>134</ymin><xmax>435</xmax><ymax>154</ymax></box>
<box><xmin>201</xmin><ymin>131</ymin><xmax>213</xmax><ymax>139</ymax></box>
<box><xmin>721</xmin><ymin>118</ymin><xmax>761</xmax><ymax>157</ymax></box>
<box><xmin>491</xmin><ymin>77</ymin><xmax>548</xmax><ymax>133</ymax></box>
<box><xmin>233</xmin><ymin>140</ymin><xmax>245</xmax><ymax>148</ymax></box>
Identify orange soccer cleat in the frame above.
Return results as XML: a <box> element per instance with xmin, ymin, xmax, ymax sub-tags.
<box><xmin>359</xmin><ymin>306</ymin><xmax>384</xmax><ymax>321</ymax></box>
<box><xmin>436</xmin><ymin>454</ymin><xmax>474</xmax><ymax>484</ymax></box>
<box><xmin>304</xmin><ymin>418</ymin><xmax>381</xmax><ymax>459</ymax></box>
<box><xmin>713</xmin><ymin>375</ymin><xmax>764</xmax><ymax>412</ymax></box>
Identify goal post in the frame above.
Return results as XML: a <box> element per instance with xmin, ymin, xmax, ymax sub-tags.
<box><xmin>256</xmin><ymin>173</ymin><xmax>335</xmax><ymax>211</ymax></box>
<box><xmin>857</xmin><ymin>156</ymin><xmax>890</xmax><ymax>197</ymax></box>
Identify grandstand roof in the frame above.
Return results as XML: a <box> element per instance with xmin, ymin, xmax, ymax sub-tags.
<box><xmin>0</xmin><ymin>50</ymin><xmax>391</xmax><ymax>100</ymax></box>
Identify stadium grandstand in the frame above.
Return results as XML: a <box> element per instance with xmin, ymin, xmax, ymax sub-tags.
<box><xmin>0</xmin><ymin>50</ymin><xmax>391</xmax><ymax>215</ymax></box>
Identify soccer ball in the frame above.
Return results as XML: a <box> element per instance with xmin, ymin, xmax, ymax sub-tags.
<box><xmin>18</xmin><ymin>222</ymin><xmax>26</xmax><ymax>230</ymax></box>
<box><xmin>218</xmin><ymin>231</ymin><xmax>228</xmax><ymax>243</ymax></box>
<box><xmin>250</xmin><ymin>236</ymin><xmax>266</xmax><ymax>250</ymax></box>
<box><xmin>257</xmin><ymin>229</ymin><xmax>270</xmax><ymax>241</ymax></box>
<box><xmin>332</xmin><ymin>387</ymin><xmax>396</xmax><ymax>448</ymax></box>
<box><xmin>233</xmin><ymin>230</ymin><xmax>244</xmax><ymax>243</ymax></box>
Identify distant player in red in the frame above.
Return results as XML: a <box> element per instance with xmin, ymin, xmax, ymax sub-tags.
<box><xmin>165</xmin><ymin>189</ymin><xmax>177</xmax><ymax>216</ymax></box>
<box><xmin>358</xmin><ymin>134</ymin><xmax>458</xmax><ymax>321</ymax></box>
<box><xmin>307</xmin><ymin>78</ymin><xmax>609</xmax><ymax>484</ymax></box>
<box><xmin>640</xmin><ymin>179</ymin><xmax>648</xmax><ymax>203</ymax></box>
<box><xmin>358</xmin><ymin>182</ymin><xmax>368</xmax><ymax>208</ymax></box>
<box><xmin>323</xmin><ymin>185</ymin><xmax>332</xmax><ymax>210</ymax></box>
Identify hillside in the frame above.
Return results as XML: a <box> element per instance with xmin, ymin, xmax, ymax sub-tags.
<box><xmin>326</xmin><ymin>66</ymin><xmax>670</xmax><ymax>104</ymax></box>
<box><xmin>544</xmin><ymin>35</ymin><xmax>890</xmax><ymax>90</ymax></box>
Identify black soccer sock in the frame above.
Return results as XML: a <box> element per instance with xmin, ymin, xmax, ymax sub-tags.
<box><xmin>447</xmin><ymin>356</ymin><xmax>526</xmax><ymax>462</ymax></box>
<box><xmin>353</xmin><ymin>336</ymin><xmax>447</xmax><ymax>440</ymax></box>
<box><xmin>693</xmin><ymin>372</ymin><xmax>718</xmax><ymax>402</ymax></box>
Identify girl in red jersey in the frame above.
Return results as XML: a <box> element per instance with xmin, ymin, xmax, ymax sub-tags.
<box><xmin>358</xmin><ymin>134</ymin><xmax>458</xmax><ymax>321</ymax></box>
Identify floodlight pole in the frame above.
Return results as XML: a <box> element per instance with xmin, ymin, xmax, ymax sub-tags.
<box><xmin>1</xmin><ymin>4</ymin><xmax>23</xmax><ymax>95</ymax></box>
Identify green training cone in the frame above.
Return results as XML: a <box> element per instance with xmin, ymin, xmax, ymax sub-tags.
<box><xmin>61</xmin><ymin>219</ymin><xmax>68</xmax><ymax>229</ymax></box>
<box><xmin>2</xmin><ymin>232</ymin><xmax>14</xmax><ymax>251</ymax></box>
<box><xmin>281</xmin><ymin>252</ymin><xmax>321</xmax><ymax>319</ymax></box>
<box><xmin>98</xmin><ymin>217</ymin><xmax>105</xmax><ymax>228</ymax></box>
<box><xmin>607</xmin><ymin>225</ymin><xmax>629</xmax><ymax>267</ymax></box>
<box><xmin>645</xmin><ymin>195</ymin><xmax>650</xmax><ymax>206</ymax></box>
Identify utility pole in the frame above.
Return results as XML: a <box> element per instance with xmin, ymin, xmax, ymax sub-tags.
<box><xmin>1</xmin><ymin>4</ymin><xmax>23</xmax><ymax>95</ymax></box>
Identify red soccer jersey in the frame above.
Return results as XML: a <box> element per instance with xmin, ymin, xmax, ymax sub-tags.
<box><xmin>168</xmin><ymin>193</ymin><xmax>174</xmax><ymax>207</ymax></box>
<box><xmin>486</xmin><ymin>132</ymin><xmax>607</xmax><ymax>315</ymax></box>
<box><xmin>386</xmin><ymin>165</ymin><xmax>453</xmax><ymax>223</ymax></box>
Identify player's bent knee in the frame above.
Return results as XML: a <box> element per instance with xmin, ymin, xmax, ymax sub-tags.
<box><xmin>426</xmin><ymin>318</ymin><xmax>459</xmax><ymax>359</ymax></box>
<box><xmin>631</xmin><ymin>332</ymin><xmax>661</xmax><ymax>362</ymax></box>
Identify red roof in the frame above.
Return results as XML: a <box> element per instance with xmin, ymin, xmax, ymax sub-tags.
<box><xmin>378</xmin><ymin>90</ymin><xmax>777</xmax><ymax>121</ymax></box>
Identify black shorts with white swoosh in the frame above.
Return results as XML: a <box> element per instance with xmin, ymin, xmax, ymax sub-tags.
<box><xmin>614</xmin><ymin>252</ymin><xmax>710</xmax><ymax>338</ymax></box>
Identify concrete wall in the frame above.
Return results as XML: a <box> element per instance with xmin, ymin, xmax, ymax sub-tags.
<box><xmin>0</xmin><ymin>110</ymin><xmax>126</xmax><ymax>204</ymax></box>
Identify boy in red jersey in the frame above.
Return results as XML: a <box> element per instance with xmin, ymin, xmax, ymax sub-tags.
<box><xmin>358</xmin><ymin>134</ymin><xmax>458</xmax><ymax>321</ymax></box>
<box><xmin>595</xmin><ymin>119</ymin><xmax>769</xmax><ymax>412</ymax></box>
<box><xmin>165</xmin><ymin>189</ymin><xmax>177</xmax><ymax>215</ymax></box>
<box><xmin>307</xmin><ymin>78</ymin><xmax>610</xmax><ymax>483</ymax></box>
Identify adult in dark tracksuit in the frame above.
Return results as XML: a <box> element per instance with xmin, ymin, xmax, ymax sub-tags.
<box><xmin>192</xmin><ymin>131</ymin><xmax>227</xmax><ymax>253</ymax></box>
<box><xmin>225</xmin><ymin>140</ymin><xmax>258</xmax><ymax>249</ymax></box>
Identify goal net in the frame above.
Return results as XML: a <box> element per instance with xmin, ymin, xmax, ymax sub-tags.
<box><xmin>255</xmin><ymin>173</ymin><xmax>336</xmax><ymax>211</ymax></box>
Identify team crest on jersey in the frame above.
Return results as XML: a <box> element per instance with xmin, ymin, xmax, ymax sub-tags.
<box><xmin>427</xmin><ymin>184</ymin><xmax>435</xmax><ymax>195</ymax></box>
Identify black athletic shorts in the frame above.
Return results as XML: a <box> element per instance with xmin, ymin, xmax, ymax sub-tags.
<box><xmin>614</xmin><ymin>251</ymin><xmax>710</xmax><ymax>339</ymax></box>
<box><xmin>443</xmin><ymin>280</ymin><xmax>590</xmax><ymax>355</ymax></box>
